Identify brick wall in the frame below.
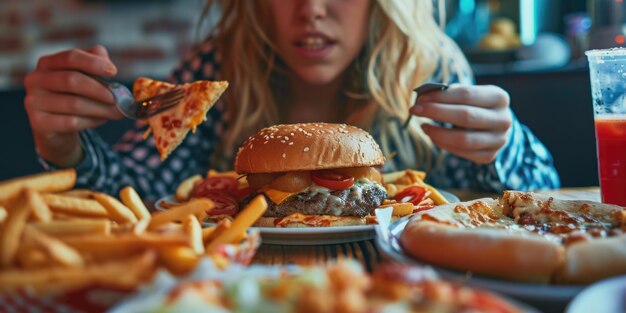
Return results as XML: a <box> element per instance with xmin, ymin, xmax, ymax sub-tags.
<box><xmin>0</xmin><ymin>0</ymin><xmax>206</xmax><ymax>89</ymax></box>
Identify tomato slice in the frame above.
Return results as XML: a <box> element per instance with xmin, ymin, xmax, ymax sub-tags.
<box><xmin>311</xmin><ymin>171</ymin><xmax>355</xmax><ymax>190</ymax></box>
<box><xmin>191</xmin><ymin>176</ymin><xmax>239</xmax><ymax>198</ymax></box>
<box><xmin>394</xmin><ymin>186</ymin><xmax>427</xmax><ymax>205</ymax></box>
<box><xmin>203</xmin><ymin>192</ymin><xmax>239</xmax><ymax>216</ymax></box>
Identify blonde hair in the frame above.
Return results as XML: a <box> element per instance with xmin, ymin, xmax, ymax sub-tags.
<box><xmin>201</xmin><ymin>0</ymin><xmax>472</xmax><ymax>170</ymax></box>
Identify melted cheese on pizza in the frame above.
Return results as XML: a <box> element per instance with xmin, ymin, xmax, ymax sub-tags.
<box><xmin>133</xmin><ymin>77</ymin><xmax>228</xmax><ymax>160</ymax></box>
<box><xmin>503</xmin><ymin>191</ymin><xmax>626</xmax><ymax>244</ymax></box>
<box><xmin>417</xmin><ymin>198</ymin><xmax>520</xmax><ymax>230</ymax></box>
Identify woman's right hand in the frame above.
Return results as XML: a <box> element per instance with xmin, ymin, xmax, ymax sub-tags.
<box><xmin>24</xmin><ymin>45</ymin><xmax>123</xmax><ymax>167</ymax></box>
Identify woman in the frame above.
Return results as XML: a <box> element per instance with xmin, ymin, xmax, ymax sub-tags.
<box><xmin>23</xmin><ymin>0</ymin><xmax>559</xmax><ymax>200</ymax></box>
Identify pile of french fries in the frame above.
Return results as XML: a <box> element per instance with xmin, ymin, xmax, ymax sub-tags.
<box><xmin>0</xmin><ymin>169</ymin><xmax>267</xmax><ymax>296</ymax></box>
<box><xmin>380</xmin><ymin>169</ymin><xmax>449</xmax><ymax>217</ymax></box>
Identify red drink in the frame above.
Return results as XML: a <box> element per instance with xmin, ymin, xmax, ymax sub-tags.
<box><xmin>594</xmin><ymin>117</ymin><xmax>626</xmax><ymax>206</ymax></box>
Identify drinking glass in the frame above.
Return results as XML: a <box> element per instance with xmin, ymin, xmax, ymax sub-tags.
<box><xmin>585</xmin><ymin>48</ymin><xmax>626</xmax><ymax>206</ymax></box>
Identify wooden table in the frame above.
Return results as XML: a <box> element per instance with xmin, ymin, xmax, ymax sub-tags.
<box><xmin>252</xmin><ymin>188</ymin><xmax>601</xmax><ymax>268</ymax></box>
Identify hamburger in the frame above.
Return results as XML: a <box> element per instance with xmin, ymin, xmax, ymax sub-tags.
<box><xmin>235</xmin><ymin>123</ymin><xmax>388</xmax><ymax>227</ymax></box>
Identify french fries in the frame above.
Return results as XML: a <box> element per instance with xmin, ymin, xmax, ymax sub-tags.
<box><xmin>0</xmin><ymin>207</ymin><xmax>6</xmax><ymax>223</ymax></box>
<box><xmin>59</xmin><ymin>189</ymin><xmax>97</xmax><ymax>199</ymax></box>
<box><xmin>0</xmin><ymin>188</ymin><xmax>33</xmax><ymax>267</ymax></box>
<box><xmin>16</xmin><ymin>245</ymin><xmax>48</xmax><ymax>269</ymax></box>
<box><xmin>175</xmin><ymin>174</ymin><xmax>202</xmax><ymax>202</ymax></box>
<box><xmin>26</xmin><ymin>189</ymin><xmax>52</xmax><ymax>222</ymax></box>
<box><xmin>206</xmin><ymin>195</ymin><xmax>267</xmax><ymax>253</ymax></box>
<box><xmin>0</xmin><ymin>169</ymin><xmax>76</xmax><ymax>206</ymax></box>
<box><xmin>0</xmin><ymin>251</ymin><xmax>156</xmax><ymax>295</ymax></box>
<box><xmin>203</xmin><ymin>219</ymin><xmax>231</xmax><ymax>242</ymax></box>
<box><xmin>23</xmin><ymin>226</ymin><xmax>84</xmax><ymax>267</ymax></box>
<box><xmin>0</xmin><ymin>169</ymin><xmax>260</xmax><ymax>295</ymax></box>
<box><xmin>42</xmin><ymin>194</ymin><xmax>108</xmax><ymax>217</ymax></box>
<box><xmin>31</xmin><ymin>219</ymin><xmax>111</xmax><ymax>236</ymax></box>
<box><xmin>157</xmin><ymin>246</ymin><xmax>199</xmax><ymax>275</ymax></box>
<box><xmin>183</xmin><ymin>215</ymin><xmax>204</xmax><ymax>254</ymax></box>
<box><xmin>120</xmin><ymin>186</ymin><xmax>151</xmax><ymax>220</ymax></box>
<box><xmin>380</xmin><ymin>202</ymin><xmax>414</xmax><ymax>216</ymax></box>
<box><xmin>380</xmin><ymin>169</ymin><xmax>450</xmax><ymax>217</ymax></box>
<box><xmin>149</xmin><ymin>198</ymin><xmax>212</xmax><ymax>230</ymax></box>
<box><xmin>423</xmin><ymin>184</ymin><xmax>448</xmax><ymax>205</ymax></box>
<box><xmin>93</xmin><ymin>193</ymin><xmax>138</xmax><ymax>224</ymax></box>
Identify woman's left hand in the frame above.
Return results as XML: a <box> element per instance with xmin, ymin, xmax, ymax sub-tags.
<box><xmin>409</xmin><ymin>84</ymin><xmax>512</xmax><ymax>164</ymax></box>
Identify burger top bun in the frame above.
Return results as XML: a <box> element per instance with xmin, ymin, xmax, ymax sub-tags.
<box><xmin>235</xmin><ymin>123</ymin><xmax>385</xmax><ymax>174</ymax></box>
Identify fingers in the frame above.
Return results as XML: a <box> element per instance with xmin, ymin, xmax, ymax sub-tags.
<box><xmin>86</xmin><ymin>45</ymin><xmax>110</xmax><ymax>58</ymax></box>
<box><xmin>422</xmin><ymin>124</ymin><xmax>508</xmax><ymax>164</ymax></box>
<box><xmin>24</xmin><ymin>71</ymin><xmax>115</xmax><ymax>105</ymax></box>
<box><xmin>410</xmin><ymin>102</ymin><xmax>511</xmax><ymax>131</ymax></box>
<box><xmin>418</xmin><ymin>84</ymin><xmax>510</xmax><ymax>109</ymax></box>
<box><xmin>443</xmin><ymin>148</ymin><xmax>500</xmax><ymax>165</ymax></box>
<box><xmin>36</xmin><ymin>47</ymin><xmax>117</xmax><ymax>77</ymax></box>
<box><xmin>24</xmin><ymin>92</ymin><xmax>123</xmax><ymax>120</ymax></box>
<box><xmin>26</xmin><ymin>110</ymin><xmax>107</xmax><ymax>134</ymax></box>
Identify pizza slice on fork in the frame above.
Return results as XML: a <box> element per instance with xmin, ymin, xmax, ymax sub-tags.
<box><xmin>133</xmin><ymin>77</ymin><xmax>228</xmax><ymax>160</ymax></box>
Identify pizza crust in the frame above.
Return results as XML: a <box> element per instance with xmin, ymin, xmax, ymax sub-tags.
<box><xmin>400</xmin><ymin>220</ymin><xmax>565</xmax><ymax>283</ymax></box>
<box><xmin>401</xmin><ymin>192</ymin><xmax>626</xmax><ymax>284</ymax></box>
<box><xmin>556</xmin><ymin>235</ymin><xmax>626</xmax><ymax>284</ymax></box>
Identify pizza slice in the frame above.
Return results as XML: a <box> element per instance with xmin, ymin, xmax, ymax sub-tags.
<box><xmin>400</xmin><ymin>198</ymin><xmax>566</xmax><ymax>283</ymax></box>
<box><xmin>133</xmin><ymin>77</ymin><xmax>229</xmax><ymax>160</ymax></box>
<box><xmin>502</xmin><ymin>191</ymin><xmax>626</xmax><ymax>283</ymax></box>
<box><xmin>400</xmin><ymin>191</ymin><xmax>626</xmax><ymax>284</ymax></box>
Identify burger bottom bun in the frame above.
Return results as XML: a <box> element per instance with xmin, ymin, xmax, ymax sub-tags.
<box><xmin>254</xmin><ymin>215</ymin><xmax>374</xmax><ymax>228</ymax></box>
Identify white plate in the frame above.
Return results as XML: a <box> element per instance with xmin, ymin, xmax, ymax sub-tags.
<box><xmin>376</xmin><ymin>216</ymin><xmax>585</xmax><ymax>309</ymax></box>
<box><xmin>566</xmin><ymin>275</ymin><xmax>626</xmax><ymax>313</ymax></box>
<box><xmin>156</xmin><ymin>191</ymin><xmax>459</xmax><ymax>245</ymax></box>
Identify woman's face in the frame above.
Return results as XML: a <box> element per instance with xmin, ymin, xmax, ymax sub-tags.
<box><xmin>268</xmin><ymin>0</ymin><xmax>371</xmax><ymax>85</ymax></box>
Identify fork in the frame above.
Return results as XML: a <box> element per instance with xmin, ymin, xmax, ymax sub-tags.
<box><xmin>91</xmin><ymin>76</ymin><xmax>184</xmax><ymax>119</ymax></box>
<box><xmin>402</xmin><ymin>82</ymin><xmax>449</xmax><ymax>129</ymax></box>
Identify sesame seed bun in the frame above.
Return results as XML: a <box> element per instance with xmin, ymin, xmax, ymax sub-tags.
<box><xmin>235</xmin><ymin>123</ymin><xmax>385</xmax><ymax>174</ymax></box>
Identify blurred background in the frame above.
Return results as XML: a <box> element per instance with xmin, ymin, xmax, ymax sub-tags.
<box><xmin>0</xmin><ymin>0</ymin><xmax>621</xmax><ymax>188</ymax></box>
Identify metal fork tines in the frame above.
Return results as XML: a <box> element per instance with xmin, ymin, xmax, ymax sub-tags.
<box><xmin>403</xmin><ymin>83</ymin><xmax>449</xmax><ymax>129</ymax></box>
<box><xmin>133</xmin><ymin>89</ymin><xmax>184</xmax><ymax>119</ymax></box>
<box><xmin>89</xmin><ymin>74</ymin><xmax>185</xmax><ymax>119</ymax></box>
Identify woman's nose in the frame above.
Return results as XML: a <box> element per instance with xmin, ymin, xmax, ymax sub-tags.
<box><xmin>298</xmin><ymin>0</ymin><xmax>328</xmax><ymax>21</ymax></box>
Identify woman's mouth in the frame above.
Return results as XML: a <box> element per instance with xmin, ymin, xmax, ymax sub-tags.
<box><xmin>293</xmin><ymin>35</ymin><xmax>336</xmax><ymax>60</ymax></box>
<box><xmin>296</xmin><ymin>36</ymin><xmax>333</xmax><ymax>50</ymax></box>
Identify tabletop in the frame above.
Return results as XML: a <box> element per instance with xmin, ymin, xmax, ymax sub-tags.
<box><xmin>251</xmin><ymin>187</ymin><xmax>602</xmax><ymax>268</ymax></box>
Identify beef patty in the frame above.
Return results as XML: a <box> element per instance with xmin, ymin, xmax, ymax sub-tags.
<box><xmin>252</xmin><ymin>182</ymin><xmax>387</xmax><ymax>218</ymax></box>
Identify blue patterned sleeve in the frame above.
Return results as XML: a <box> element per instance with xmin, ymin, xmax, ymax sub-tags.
<box><xmin>38</xmin><ymin>41</ymin><xmax>227</xmax><ymax>201</ymax></box>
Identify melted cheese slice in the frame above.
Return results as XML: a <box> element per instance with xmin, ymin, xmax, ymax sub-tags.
<box><xmin>261</xmin><ymin>187</ymin><xmax>296</xmax><ymax>205</ymax></box>
<box><xmin>133</xmin><ymin>77</ymin><xmax>228</xmax><ymax>160</ymax></box>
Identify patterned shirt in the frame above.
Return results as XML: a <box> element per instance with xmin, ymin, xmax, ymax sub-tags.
<box><xmin>40</xmin><ymin>41</ymin><xmax>560</xmax><ymax>201</ymax></box>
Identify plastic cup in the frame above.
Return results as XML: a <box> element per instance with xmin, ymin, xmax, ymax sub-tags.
<box><xmin>585</xmin><ymin>48</ymin><xmax>626</xmax><ymax>206</ymax></box>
